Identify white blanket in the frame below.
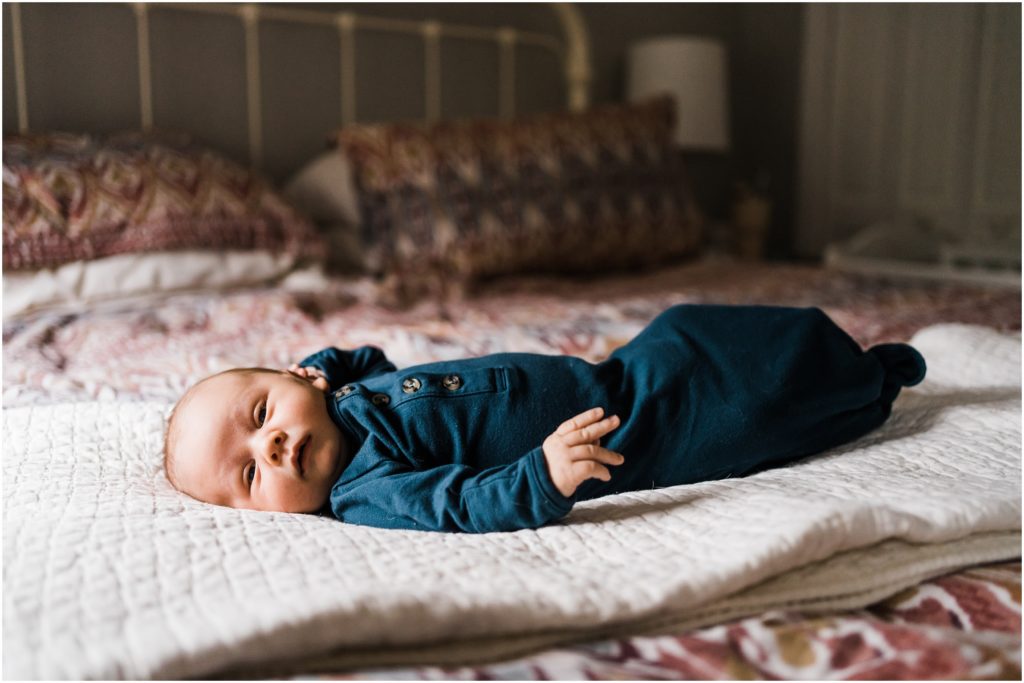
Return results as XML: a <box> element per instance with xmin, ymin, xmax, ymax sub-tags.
<box><xmin>3</xmin><ymin>324</ymin><xmax>1020</xmax><ymax>679</ymax></box>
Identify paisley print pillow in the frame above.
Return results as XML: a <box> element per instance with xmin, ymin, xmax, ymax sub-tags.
<box><xmin>333</xmin><ymin>96</ymin><xmax>702</xmax><ymax>300</ymax></box>
<box><xmin>2</xmin><ymin>130</ymin><xmax>324</xmax><ymax>270</ymax></box>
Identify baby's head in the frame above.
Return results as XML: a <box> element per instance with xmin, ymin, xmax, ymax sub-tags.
<box><xmin>165</xmin><ymin>367</ymin><xmax>346</xmax><ymax>513</ymax></box>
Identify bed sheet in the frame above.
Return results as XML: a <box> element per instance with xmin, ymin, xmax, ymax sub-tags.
<box><xmin>3</xmin><ymin>259</ymin><xmax>1021</xmax><ymax>680</ymax></box>
<box><xmin>4</xmin><ymin>259</ymin><xmax>1020</xmax><ymax>408</ymax></box>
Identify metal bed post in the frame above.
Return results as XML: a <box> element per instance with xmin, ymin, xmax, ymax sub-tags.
<box><xmin>8</xmin><ymin>2</ymin><xmax>592</xmax><ymax>167</ymax></box>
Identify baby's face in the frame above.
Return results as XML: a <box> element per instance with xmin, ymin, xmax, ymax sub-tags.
<box><xmin>172</xmin><ymin>370</ymin><xmax>345</xmax><ymax>513</ymax></box>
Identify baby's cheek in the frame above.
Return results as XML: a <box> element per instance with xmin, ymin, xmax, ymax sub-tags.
<box><xmin>286</xmin><ymin>478</ymin><xmax>330</xmax><ymax>513</ymax></box>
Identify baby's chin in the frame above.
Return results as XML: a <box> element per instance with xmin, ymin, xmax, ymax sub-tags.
<box><xmin>272</xmin><ymin>496</ymin><xmax>327</xmax><ymax>515</ymax></box>
<box><xmin>307</xmin><ymin>488</ymin><xmax>332</xmax><ymax>514</ymax></box>
<box><xmin>255</xmin><ymin>478</ymin><xmax>332</xmax><ymax>514</ymax></box>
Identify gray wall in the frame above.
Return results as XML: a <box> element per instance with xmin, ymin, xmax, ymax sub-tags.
<box><xmin>577</xmin><ymin>4</ymin><xmax>803</xmax><ymax>258</ymax></box>
<box><xmin>2</xmin><ymin>3</ymin><xmax>803</xmax><ymax>257</ymax></box>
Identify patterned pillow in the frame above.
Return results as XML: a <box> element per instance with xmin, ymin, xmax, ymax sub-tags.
<box><xmin>334</xmin><ymin>96</ymin><xmax>702</xmax><ymax>298</ymax></box>
<box><xmin>2</xmin><ymin>131</ymin><xmax>325</xmax><ymax>270</ymax></box>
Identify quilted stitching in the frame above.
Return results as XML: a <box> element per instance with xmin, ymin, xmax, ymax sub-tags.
<box><xmin>2</xmin><ymin>324</ymin><xmax>1020</xmax><ymax>679</ymax></box>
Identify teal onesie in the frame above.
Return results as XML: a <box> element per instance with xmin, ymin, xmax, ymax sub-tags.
<box><xmin>300</xmin><ymin>304</ymin><xmax>926</xmax><ymax>533</ymax></box>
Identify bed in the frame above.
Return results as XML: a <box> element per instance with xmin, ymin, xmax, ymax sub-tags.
<box><xmin>3</xmin><ymin>3</ymin><xmax>1021</xmax><ymax>680</ymax></box>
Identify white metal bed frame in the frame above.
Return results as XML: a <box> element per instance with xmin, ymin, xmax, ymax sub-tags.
<box><xmin>7</xmin><ymin>2</ymin><xmax>592</xmax><ymax>169</ymax></box>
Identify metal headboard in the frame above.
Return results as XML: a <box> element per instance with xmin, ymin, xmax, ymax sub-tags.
<box><xmin>7</xmin><ymin>2</ymin><xmax>592</xmax><ymax>169</ymax></box>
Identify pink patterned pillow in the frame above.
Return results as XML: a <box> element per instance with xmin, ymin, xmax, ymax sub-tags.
<box><xmin>2</xmin><ymin>131</ymin><xmax>324</xmax><ymax>270</ymax></box>
<box><xmin>334</xmin><ymin>96</ymin><xmax>702</xmax><ymax>299</ymax></box>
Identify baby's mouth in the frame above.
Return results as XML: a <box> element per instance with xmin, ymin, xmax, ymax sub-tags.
<box><xmin>296</xmin><ymin>435</ymin><xmax>309</xmax><ymax>477</ymax></box>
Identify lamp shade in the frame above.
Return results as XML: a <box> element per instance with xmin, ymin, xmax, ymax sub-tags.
<box><xmin>627</xmin><ymin>37</ymin><xmax>730</xmax><ymax>151</ymax></box>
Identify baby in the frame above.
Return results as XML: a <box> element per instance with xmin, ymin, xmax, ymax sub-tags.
<box><xmin>164</xmin><ymin>304</ymin><xmax>926</xmax><ymax>533</ymax></box>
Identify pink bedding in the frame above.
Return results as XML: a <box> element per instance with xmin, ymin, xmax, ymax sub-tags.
<box><xmin>317</xmin><ymin>562</ymin><xmax>1022</xmax><ymax>680</ymax></box>
<box><xmin>4</xmin><ymin>259</ymin><xmax>1020</xmax><ymax>680</ymax></box>
<box><xmin>5</xmin><ymin>259</ymin><xmax>1019</xmax><ymax>407</ymax></box>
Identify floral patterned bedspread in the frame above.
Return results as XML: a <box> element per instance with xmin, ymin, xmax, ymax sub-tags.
<box><xmin>4</xmin><ymin>258</ymin><xmax>1020</xmax><ymax>680</ymax></box>
<box><xmin>311</xmin><ymin>562</ymin><xmax>1022</xmax><ymax>680</ymax></box>
<box><xmin>4</xmin><ymin>258</ymin><xmax>1019</xmax><ymax>408</ymax></box>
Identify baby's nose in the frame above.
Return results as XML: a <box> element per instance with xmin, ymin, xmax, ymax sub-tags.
<box><xmin>263</xmin><ymin>430</ymin><xmax>287</xmax><ymax>464</ymax></box>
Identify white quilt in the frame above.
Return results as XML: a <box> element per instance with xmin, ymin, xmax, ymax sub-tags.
<box><xmin>3</xmin><ymin>324</ymin><xmax>1021</xmax><ymax>679</ymax></box>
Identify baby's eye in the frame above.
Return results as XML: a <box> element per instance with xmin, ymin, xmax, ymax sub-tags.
<box><xmin>255</xmin><ymin>402</ymin><xmax>267</xmax><ymax>427</ymax></box>
<box><xmin>246</xmin><ymin>463</ymin><xmax>256</xmax><ymax>488</ymax></box>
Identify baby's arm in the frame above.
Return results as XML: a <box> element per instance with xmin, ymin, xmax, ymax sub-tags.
<box><xmin>331</xmin><ymin>448</ymin><xmax>574</xmax><ymax>533</ymax></box>
<box><xmin>291</xmin><ymin>346</ymin><xmax>397</xmax><ymax>391</ymax></box>
<box><xmin>332</xmin><ymin>408</ymin><xmax>624</xmax><ymax>533</ymax></box>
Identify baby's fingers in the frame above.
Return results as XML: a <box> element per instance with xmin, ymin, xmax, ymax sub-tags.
<box><xmin>555</xmin><ymin>407</ymin><xmax>606</xmax><ymax>436</ymax></box>
<box><xmin>562</xmin><ymin>414</ymin><xmax>621</xmax><ymax>446</ymax></box>
<box><xmin>571</xmin><ymin>445</ymin><xmax>625</xmax><ymax>466</ymax></box>
<box><xmin>576</xmin><ymin>460</ymin><xmax>612</xmax><ymax>483</ymax></box>
<box><xmin>288</xmin><ymin>365</ymin><xmax>325</xmax><ymax>379</ymax></box>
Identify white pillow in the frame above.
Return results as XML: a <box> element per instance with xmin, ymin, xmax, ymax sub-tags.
<box><xmin>2</xmin><ymin>250</ymin><xmax>324</xmax><ymax>320</ymax></box>
<box><xmin>284</xmin><ymin>151</ymin><xmax>361</xmax><ymax>226</ymax></box>
<box><xmin>284</xmin><ymin>152</ymin><xmax>366</xmax><ymax>273</ymax></box>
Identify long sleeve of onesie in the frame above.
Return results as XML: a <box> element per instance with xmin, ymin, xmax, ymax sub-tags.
<box><xmin>328</xmin><ymin>440</ymin><xmax>573</xmax><ymax>533</ymax></box>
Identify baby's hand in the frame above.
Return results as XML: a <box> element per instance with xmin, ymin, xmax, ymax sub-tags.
<box><xmin>543</xmin><ymin>407</ymin><xmax>624</xmax><ymax>498</ymax></box>
<box><xmin>287</xmin><ymin>364</ymin><xmax>330</xmax><ymax>392</ymax></box>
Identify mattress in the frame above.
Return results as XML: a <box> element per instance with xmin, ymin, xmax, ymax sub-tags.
<box><xmin>3</xmin><ymin>260</ymin><xmax>1021</xmax><ymax>679</ymax></box>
